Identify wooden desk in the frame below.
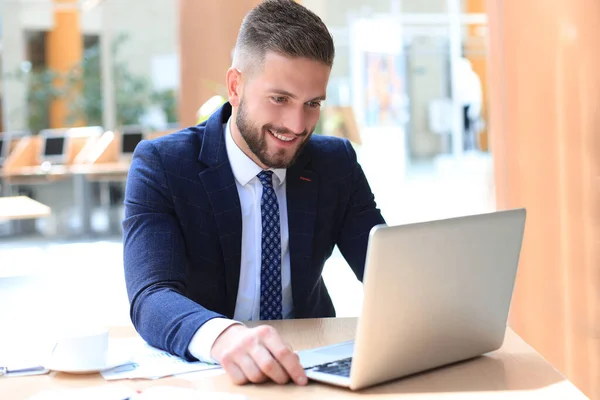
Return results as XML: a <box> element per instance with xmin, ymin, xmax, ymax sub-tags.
<box><xmin>0</xmin><ymin>166</ymin><xmax>71</xmax><ymax>185</ymax></box>
<box><xmin>70</xmin><ymin>162</ymin><xmax>131</xmax><ymax>182</ymax></box>
<box><xmin>0</xmin><ymin>163</ymin><xmax>130</xmax><ymax>180</ymax></box>
<box><xmin>0</xmin><ymin>318</ymin><xmax>589</xmax><ymax>399</ymax></box>
<box><xmin>0</xmin><ymin>196</ymin><xmax>51</xmax><ymax>221</ymax></box>
<box><xmin>0</xmin><ymin>163</ymin><xmax>130</xmax><ymax>235</ymax></box>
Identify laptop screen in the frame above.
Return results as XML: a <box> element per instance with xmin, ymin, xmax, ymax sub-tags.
<box><xmin>122</xmin><ymin>132</ymin><xmax>143</xmax><ymax>154</ymax></box>
<box><xmin>44</xmin><ymin>137</ymin><xmax>66</xmax><ymax>156</ymax></box>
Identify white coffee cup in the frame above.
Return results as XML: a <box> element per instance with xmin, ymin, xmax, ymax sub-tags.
<box><xmin>48</xmin><ymin>327</ymin><xmax>109</xmax><ymax>372</ymax></box>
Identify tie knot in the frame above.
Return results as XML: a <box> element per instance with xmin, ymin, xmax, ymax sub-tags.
<box><xmin>257</xmin><ymin>170</ymin><xmax>274</xmax><ymax>188</ymax></box>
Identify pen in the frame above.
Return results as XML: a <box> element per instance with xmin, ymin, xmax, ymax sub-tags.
<box><xmin>0</xmin><ymin>365</ymin><xmax>48</xmax><ymax>377</ymax></box>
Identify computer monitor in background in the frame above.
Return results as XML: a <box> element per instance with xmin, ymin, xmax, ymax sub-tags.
<box><xmin>0</xmin><ymin>130</ymin><xmax>31</xmax><ymax>168</ymax></box>
<box><xmin>39</xmin><ymin>129</ymin><xmax>69</xmax><ymax>164</ymax></box>
<box><xmin>39</xmin><ymin>126</ymin><xmax>104</xmax><ymax>165</ymax></box>
<box><xmin>0</xmin><ymin>137</ymin><xmax>5</xmax><ymax>167</ymax></box>
<box><xmin>120</xmin><ymin>126</ymin><xmax>147</xmax><ymax>161</ymax></box>
<box><xmin>44</xmin><ymin>137</ymin><xmax>66</xmax><ymax>160</ymax></box>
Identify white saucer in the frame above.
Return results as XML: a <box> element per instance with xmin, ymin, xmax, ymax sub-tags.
<box><xmin>46</xmin><ymin>350</ymin><xmax>132</xmax><ymax>374</ymax></box>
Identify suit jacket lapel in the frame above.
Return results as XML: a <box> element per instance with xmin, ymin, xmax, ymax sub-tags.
<box><xmin>197</xmin><ymin>103</ymin><xmax>242</xmax><ymax>318</ymax></box>
<box><xmin>286</xmin><ymin>152</ymin><xmax>319</xmax><ymax>316</ymax></box>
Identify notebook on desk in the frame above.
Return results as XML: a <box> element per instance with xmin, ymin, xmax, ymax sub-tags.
<box><xmin>298</xmin><ymin>209</ymin><xmax>527</xmax><ymax>390</ymax></box>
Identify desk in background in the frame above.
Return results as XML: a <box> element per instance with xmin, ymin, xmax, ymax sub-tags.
<box><xmin>0</xmin><ymin>125</ymin><xmax>162</xmax><ymax>236</ymax></box>
<box><xmin>0</xmin><ymin>318</ymin><xmax>588</xmax><ymax>399</ymax></box>
<box><xmin>0</xmin><ymin>162</ymin><xmax>131</xmax><ymax>183</ymax></box>
<box><xmin>0</xmin><ymin>196</ymin><xmax>51</xmax><ymax>221</ymax></box>
<box><xmin>0</xmin><ymin>163</ymin><xmax>130</xmax><ymax>236</ymax></box>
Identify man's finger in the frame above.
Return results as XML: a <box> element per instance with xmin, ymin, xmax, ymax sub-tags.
<box><xmin>261</xmin><ymin>329</ymin><xmax>307</xmax><ymax>385</ymax></box>
<box><xmin>249</xmin><ymin>343</ymin><xmax>290</xmax><ymax>385</ymax></box>
<box><xmin>221</xmin><ymin>357</ymin><xmax>248</xmax><ymax>385</ymax></box>
<box><xmin>236</xmin><ymin>353</ymin><xmax>268</xmax><ymax>384</ymax></box>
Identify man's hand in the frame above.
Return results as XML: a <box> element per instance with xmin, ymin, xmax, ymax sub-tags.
<box><xmin>211</xmin><ymin>324</ymin><xmax>308</xmax><ymax>386</ymax></box>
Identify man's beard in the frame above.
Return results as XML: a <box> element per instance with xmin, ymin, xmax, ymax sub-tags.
<box><xmin>236</xmin><ymin>98</ymin><xmax>311</xmax><ymax>169</ymax></box>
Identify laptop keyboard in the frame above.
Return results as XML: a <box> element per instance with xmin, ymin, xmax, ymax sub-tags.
<box><xmin>309</xmin><ymin>357</ymin><xmax>353</xmax><ymax>377</ymax></box>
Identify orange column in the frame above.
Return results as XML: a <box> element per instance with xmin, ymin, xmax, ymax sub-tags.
<box><xmin>46</xmin><ymin>0</ymin><xmax>83</xmax><ymax>128</ymax></box>
<box><xmin>487</xmin><ymin>0</ymin><xmax>600</xmax><ymax>397</ymax></box>
<box><xmin>178</xmin><ymin>0</ymin><xmax>261</xmax><ymax>128</ymax></box>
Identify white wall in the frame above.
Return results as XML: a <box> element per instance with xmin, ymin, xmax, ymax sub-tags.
<box><xmin>302</xmin><ymin>0</ymin><xmax>454</xmax><ymax>160</ymax></box>
<box><xmin>303</xmin><ymin>0</ymin><xmax>448</xmax><ymax>24</ymax></box>
<box><xmin>99</xmin><ymin>0</ymin><xmax>178</xmax><ymax>81</ymax></box>
<box><xmin>2</xmin><ymin>0</ymin><xmax>29</xmax><ymax>130</ymax></box>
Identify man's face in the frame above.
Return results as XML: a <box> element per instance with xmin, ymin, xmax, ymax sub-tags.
<box><xmin>230</xmin><ymin>52</ymin><xmax>331</xmax><ymax>169</ymax></box>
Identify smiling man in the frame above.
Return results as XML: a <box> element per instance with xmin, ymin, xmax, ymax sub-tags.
<box><xmin>123</xmin><ymin>0</ymin><xmax>385</xmax><ymax>387</ymax></box>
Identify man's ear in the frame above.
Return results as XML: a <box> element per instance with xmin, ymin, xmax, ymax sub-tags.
<box><xmin>226</xmin><ymin>67</ymin><xmax>243</xmax><ymax>107</ymax></box>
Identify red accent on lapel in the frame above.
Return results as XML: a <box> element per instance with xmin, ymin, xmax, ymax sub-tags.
<box><xmin>299</xmin><ymin>176</ymin><xmax>312</xmax><ymax>182</ymax></box>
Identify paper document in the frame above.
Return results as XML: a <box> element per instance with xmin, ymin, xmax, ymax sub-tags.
<box><xmin>101</xmin><ymin>337</ymin><xmax>221</xmax><ymax>380</ymax></box>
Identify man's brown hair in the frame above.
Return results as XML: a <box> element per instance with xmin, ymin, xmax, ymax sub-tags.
<box><xmin>232</xmin><ymin>0</ymin><xmax>335</xmax><ymax>74</ymax></box>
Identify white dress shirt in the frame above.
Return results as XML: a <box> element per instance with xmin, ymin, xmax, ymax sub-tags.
<box><xmin>188</xmin><ymin>118</ymin><xmax>294</xmax><ymax>362</ymax></box>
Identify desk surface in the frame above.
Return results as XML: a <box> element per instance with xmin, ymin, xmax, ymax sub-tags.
<box><xmin>1</xmin><ymin>162</ymin><xmax>131</xmax><ymax>179</ymax></box>
<box><xmin>0</xmin><ymin>196</ymin><xmax>51</xmax><ymax>221</ymax></box>
<box><xmin>1</xmin><ymin>318</ymin><xmax>588</xmax><ymax>399</ymax></box>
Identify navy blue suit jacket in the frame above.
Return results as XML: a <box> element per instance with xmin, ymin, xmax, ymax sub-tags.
<box><xmin>123</xmin><ymin>103</ymin><xmax>385</xmax><ymax>360</ymax></box>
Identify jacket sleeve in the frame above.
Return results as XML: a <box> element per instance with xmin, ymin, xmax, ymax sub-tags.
<box><xmin>336</xmin><ymin>140</ymin><xmax>386</xmax><ymax>281</ymax></box>
<box><xmin>122</xmin><ymin>139</ymin><xmax>224</xmax><ymax>360</ymax></box>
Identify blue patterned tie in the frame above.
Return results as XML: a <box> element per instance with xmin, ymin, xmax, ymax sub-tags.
<box><xmin>257</xmin><ymin>171</ymin><xmax>283</xmax><ymax>320</ymax></box>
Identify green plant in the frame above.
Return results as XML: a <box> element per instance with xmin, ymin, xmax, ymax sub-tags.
<box><xmin>5</xmin><ymin>66</ymin><xmax>66</xmax><ymax>133</ymax></box>
<box><xmin>8</xmin><ymin>32</ymin><xmax>178</xmax><ymax>132</ymax></box>
<box><xmin>64</xmin><ymin>41</ymin><xmax>102</xmax><ymax>126</ymax></box>
<box><xmin>28</xmin><ymin>68</ymin><xmax>65</xmax><ymax>133</ymax></box>
<box><xmin>66</xmin><ymin>33</ymin><xmax>156</xmax><ymax>127</ymax></box>
<box><xmin>152</xmin><ymin>89</ymin><xmax>178</xmax><ymax>124</ymax></box>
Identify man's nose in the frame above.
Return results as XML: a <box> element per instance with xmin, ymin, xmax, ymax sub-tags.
<box><xmin>284</xmin><ymin>107</ymin><xmax>307</xmax><ymax>135</ymax></box>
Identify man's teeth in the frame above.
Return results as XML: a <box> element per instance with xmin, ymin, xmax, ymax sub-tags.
<box><xmin>269</xmin><ymin>130</ymin><xmax>294</xmax><ymax>142</ymax></box>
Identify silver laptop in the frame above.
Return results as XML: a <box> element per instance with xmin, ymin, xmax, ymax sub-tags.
<box><xmin>298</xmin><ymin>209</ymin><xmax>526</xmax><ymax>390</ymax></box>
<box><xmin>39</xmin><ymin>126</ymin><xmax>104</xmax><ymax>165</ymax></box>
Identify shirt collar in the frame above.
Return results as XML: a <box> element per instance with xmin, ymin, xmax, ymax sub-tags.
<box><xmin>224</xmin><ymin>118</ymin><xmax>286</xmax><ymax>187</ymax></box>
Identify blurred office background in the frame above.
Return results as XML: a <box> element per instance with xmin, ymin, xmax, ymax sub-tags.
<box><xmin>0</xmin><ymin>0</ymin><xmax>597</xmax><ymax>397</ymax></box>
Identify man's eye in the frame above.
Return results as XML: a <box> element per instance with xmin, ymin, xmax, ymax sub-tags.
<box><xmin>272</xmin><ymin>97</ymin><xmax>287</xmax><ymax>104</ymax></box>
<box><xmin>307</xmin><ymin>101</ymin><xmax>322</xmax><ymax>109</ymax></box>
